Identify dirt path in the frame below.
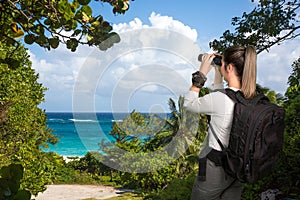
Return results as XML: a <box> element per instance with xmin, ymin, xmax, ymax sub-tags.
<box><xmin>34</xmin><ymin>184</ymin><xmax>123</xmax><ymax>200</ymax></box>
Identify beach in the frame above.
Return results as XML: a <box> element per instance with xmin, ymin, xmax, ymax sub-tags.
<box><xmin>34</xmin><ymin>184</ymin><xmax>123</xmax><ymax>200</ymax></box>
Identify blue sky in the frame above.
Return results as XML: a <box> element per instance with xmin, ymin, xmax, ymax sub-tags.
<box><xmin>27</xmin><ymin>0</ymin><xmax>299</xmax><ymax>112</ymax></box>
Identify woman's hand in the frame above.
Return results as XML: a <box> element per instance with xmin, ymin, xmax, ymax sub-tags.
<box><xmin>199</xmin><ymin>54</ymin><xmax>215</xmax><ymax>75</ymax></box>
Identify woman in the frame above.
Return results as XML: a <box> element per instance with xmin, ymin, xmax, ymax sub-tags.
<box><xmin>184</xmin><ymin>45</ymin><xmax>257</xmax><ymax>199</ymax></box>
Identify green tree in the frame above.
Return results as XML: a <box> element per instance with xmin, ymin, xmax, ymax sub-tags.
<box><xmin>100</xmin><ymin>111</ymin><xmax>177</xmax><ymax>191</ymax></box>
<box><xmin>0</xmin><ymin>0</ymin><xmax>133</xmax><ymax>51</ymax></box>
<box><xmin>256</xmin><ymin>84</ymin><xmax>284</xmax><ymax>105</ymax></box>
<box><xmin>162</xmin><ymin>96</ymin><xmax>207</xmax><ymax>176</ymax></box>
<box><xmin>100</xmin><ymin>95</ymin><xmax>209</xmax><ymax>192</ymax></box>
<box><xmin>210</xmin><ymin>0</ymin><xmax>300</xmax><ymax>54</ymax></box>
<box><xmin>0</xmin><ymin>41</ymin><xmax>61</xmax><ymax>195</ymax></box>
<box><xmin>278</xmin><ymin>58</ymin><xmax>300</xmax><ymax>197</ymax></box>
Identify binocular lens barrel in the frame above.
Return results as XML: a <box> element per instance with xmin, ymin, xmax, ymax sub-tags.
<box><xmin>198</xmin><ymin>54</ymin><xmax>222</xmax><ymax>66</ymax></box>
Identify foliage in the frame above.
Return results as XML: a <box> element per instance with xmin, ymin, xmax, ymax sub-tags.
<box><xmin>256</xmin><ymin>84</ymin><xmax>284</xmax><ymax>105</ymax></box>
<box><xmin>54</xmin><ymin>152</ymin><xmax>120</xmax><ymax>185</ymax></box>
<box><xmin>68</xmin><ymin>152</ymin><xmax>105</xmax><ymax>174</ymax></box>
<box><xmin>105</xmin><ymin>193</ymin><xmax>143</xmax><ymax>200</ymax></box>
<box><xmin>144</xmin><ymin>172</ymin><xmax>195</xmax><ymax>200</ymax></box>
<box><xmin>285</xmin><ymin>57</ymin><xmax>300</xmax><ymax>101</ymax></box>
<box><xmin>0</xmin><ymin>41</ymin><xmax>59</xmax><ymax>195</ymax></box>
<box><xmin>275</xmin><ymin>58</ymin><xmax>300</xmax><ymax>198</ymax></box>
<box><xmin>0</xmin><ymin>0</ymin><xmax>133</xmax><ymax>52</ymax></box>
<box><xmin>53</xmin><ymin>165</ymin><xmax>100</xmax><ymax>185</ymax></box>
<box><xmin>100</xmin><ymin>111</ymin><xmax>176</xmax><ymax>191</ymax></box>
<box><xmin>164</xmin><ymin>96</ymin><xmax>207</xmax><ymax>177</ymax></box>
<box><xmin>117</xmin><ymin>160</ymin><xmax>177</xmax><ymax>191</ymax></box>
<box><xmin>66</xmin><ymin>152</ymin><xmax>115</xmax><ymax>183</ymax></box>
<box><xmin>210</xmin><ymin>0</ymin><xmax>300</xmax><ymax>54</ymax></box>
<box><xmin>0</xmin><ymin>164</ymin><xmax>31</xmax><ymax>200</ymax></box>
<box><xmin>99</xmin><ymin>97</ymin><xmax>208</xmax><ymax>193</ymax></box>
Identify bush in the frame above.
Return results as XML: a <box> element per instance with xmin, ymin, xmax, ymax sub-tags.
<box><xmin>0</xmin><ymin>41</ymin><xmax>58</xmax><ymax>195</ymax></box>
<box><xmin>144</xmin><ymin>172</ymin><xmax>195</xmax><ymax>200</ymax></box>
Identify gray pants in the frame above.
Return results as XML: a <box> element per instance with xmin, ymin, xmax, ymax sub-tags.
<box><xmin>190</xmin><ymin>159</ymin><xmax>243</xmax><ymax>200</ymax></box>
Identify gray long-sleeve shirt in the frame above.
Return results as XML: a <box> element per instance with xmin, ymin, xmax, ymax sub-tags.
<box><xmin>183</xmin><ymin>85</ymin><xmax>238</xmax><ymax>157</ymax></box>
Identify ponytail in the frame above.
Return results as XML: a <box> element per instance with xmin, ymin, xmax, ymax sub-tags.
<box><xmin>224</xmin><ymin>45</ymin><xmax>257</xmax><ymax>99</ymax></box>
<box><xmin>241</xmin><ymin>45</ymin><xmax>257</xmax><ymax>99</ymax></box>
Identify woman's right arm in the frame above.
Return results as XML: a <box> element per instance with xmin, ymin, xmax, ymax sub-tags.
<box><xmin>184</xmin><ymin>64</ymin><xmax>224</xmax><ymax>113</ymax></box>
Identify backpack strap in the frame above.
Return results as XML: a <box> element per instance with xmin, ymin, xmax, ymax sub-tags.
<box><xmin>210</xmin><ymin>124</ymin><xmax>225</xmax><ymax>151</ymax></box>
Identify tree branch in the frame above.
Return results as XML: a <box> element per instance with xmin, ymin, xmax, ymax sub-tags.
<box><xmin>257</xmin><ymin>25</ymin><xmax>300</xmax><ymax>54</ymax></box>
<box><xmin>7</xmin><ymin>0</ymin><xmax>30</xmax><ymax>22</ymax></box>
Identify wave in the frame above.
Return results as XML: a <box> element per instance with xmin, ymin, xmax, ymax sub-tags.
<box><xmin>111</xmin><ymin>119</ymin><xmax>123</xmax><ymax>122</ymax></box>
<box><xmin>69</xmin><ymin>119</ymin><xmax>99</xmax><ymax>123</ymax></box>
<box><xmin>47</xmin><ymin>118</ymin><xmax>121</xmax><ymax>124</ymax></box>
<box><xmin>47</xmin><ymin>118</ymin><xmax>72</xmax><ymax>124</ymax></box>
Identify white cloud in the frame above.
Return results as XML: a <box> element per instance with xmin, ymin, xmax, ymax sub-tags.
<box><xmin>113</xmin><ymin>12</ymin><xmax>198</xmax><ymax>42</ymax></box>
<box><xmin>113</xmin><ymin>18</ymin><xmax>149</xmax><ymax>32</ymax></box>
<box><xmin>256</xmin><ymin>39</ymin><xmax>300</xmax><ymax>94</ymax></box>
<box><xmin>29</xmin><ymin>46</ymin><xmax>93</xmax><ymax>90</ymax></box>
<box><xmin>148</xmin><ymin>12</ymin><xmax>198</xmax><ymax>42</ymax></box>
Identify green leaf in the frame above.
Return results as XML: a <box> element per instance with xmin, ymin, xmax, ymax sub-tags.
<box><xmin>24</xmin><ymin>34</ymin><xmax>35</xmax><ymax>45</ymax></box>
<box><xmin>0</xmin><ymin>179</ymin><xmax>9</xmax><ymax>189</ymax></box>
<box><xmin>66</xmin><ymin>38</ymin><xmax>78</xmax><ymax>51</ymax></box>
<box><xmin>14</xmin><ymin>190</ymin><xmax>31</xmax><ymax>200</ymax></box>
<box><xmin>0</xmin><ymin>166</ymin><xmax>11</xmax><ymax>179</ymax></box>
<box><xmin>34</xmin><ymin>24</ymin><xmax>44</xmax><ymax>35</ymax></box>
<box><xmin>72</xmin><ymin>29</ymin><xmax>81</xmax><ymax>37</ymax></box>
<box><xmin>10</xmin><ymin>164</ymin><xmax>23</xmax><ymax>182</ymax></box>
<box><xmin>78</xmin><ymin>0</ymin><xmax>91</xmax><ymax>5</ymax></box>
<box><xmin>44</xmin><ymin>18</ymin><xmax>51</xmax><ymax>26</ymax></box>
<box><xmin>49</xmin><ymin>37</ymin><xmax>59</xmax><ymax>49</ymax></box>
<box><xmin>80</xmin><ymin>5</ymin><xmax>92</xmax><ymax>16</ymax></box>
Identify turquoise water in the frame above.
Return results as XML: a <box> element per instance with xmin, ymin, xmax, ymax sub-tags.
<box><xmin>44</xmin><ymin>112</ymin><xmax>128</xmax><ymax>157</ymax></box>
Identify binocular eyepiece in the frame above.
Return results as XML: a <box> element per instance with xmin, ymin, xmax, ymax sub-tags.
<box><xmin>198</xmin><ymin>54</ymin><xmax>222</xmax><ymax>66</ymax></box>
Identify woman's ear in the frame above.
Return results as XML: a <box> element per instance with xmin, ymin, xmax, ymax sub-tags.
<box><xmin>225</xmin><ymin>64</ymin><xmax>233</xmax><ymax>73</ymax></box>
<box><xmin>226</xmin><ymin>63</ymin><xmax>234</xmax><ymax>73</ymax></box>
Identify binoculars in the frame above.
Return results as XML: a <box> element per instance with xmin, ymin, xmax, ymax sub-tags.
<box><xmin>198</xmin><ymin>54</ymin><xmax>222</xmax><ymax>66</ymax></box>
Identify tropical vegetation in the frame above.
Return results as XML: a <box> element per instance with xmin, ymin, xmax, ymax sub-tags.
<box><xmin>0</xmin><ymin>0</ymin><xmax>131</xmax><ymax>51</ymax></box>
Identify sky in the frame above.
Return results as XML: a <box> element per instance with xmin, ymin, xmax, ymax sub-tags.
<box><xmin>27</xmin><ymin>0</ymin><xmax>300</xmax><ymax>113</ymax></box>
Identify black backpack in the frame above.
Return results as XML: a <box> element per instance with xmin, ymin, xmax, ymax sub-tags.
<box><xmin>210</xmin><ymin>88</ymin><xmax>285</xmax><ymax>183</ymax></box>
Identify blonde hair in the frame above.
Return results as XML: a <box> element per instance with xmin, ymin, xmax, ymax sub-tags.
<box><xmin>224</xmin><ymin>45</ymin><xmax>257</xmax><ymax>99</ymax></box>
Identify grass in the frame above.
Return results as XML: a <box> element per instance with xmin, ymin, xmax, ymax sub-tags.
<box><xmin>81</xmin><ymin>198</ymin><xmax>97</xmax><ymax>200</ymax></box>
<box><xmin>104</xmin><ymin>193</ymin><xmax>143</xmax><ymax>200</ymax></box>
<box><xmin>81</xmin><ymin>193</ymin><xmax>142</xmax><ymax>200</ymax></box>
<box><xmin>80</xmin><ymin>190</ymin><xmax>143</xmax><ymax>200</ymax></box>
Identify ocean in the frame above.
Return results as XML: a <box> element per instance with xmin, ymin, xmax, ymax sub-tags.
<box><xmin>44</xmin><ymin>112</ymin><xmax>128</xmax><ymax>157</ymax></box>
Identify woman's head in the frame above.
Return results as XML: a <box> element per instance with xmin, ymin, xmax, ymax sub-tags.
<box><xmin>222</xmin><ymin>45</ymin><xmax>257</xmax><ymax>99</ymax></box>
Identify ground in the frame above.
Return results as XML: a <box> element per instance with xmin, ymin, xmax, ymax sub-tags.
<box><xmin>33</xmin><ymin>184</ymin><xmax>125</xmax><ymax>200</ymax></box>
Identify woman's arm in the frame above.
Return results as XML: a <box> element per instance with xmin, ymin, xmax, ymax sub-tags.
<box><xmin>184</xmin><ymin>54</ymin><xmax>224</xmax><ymax>113</ymax></box>
<box><xmin>188</xmin><ymin>54</ymin><xmax>214</xmax><ymax>93</ymax></box>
